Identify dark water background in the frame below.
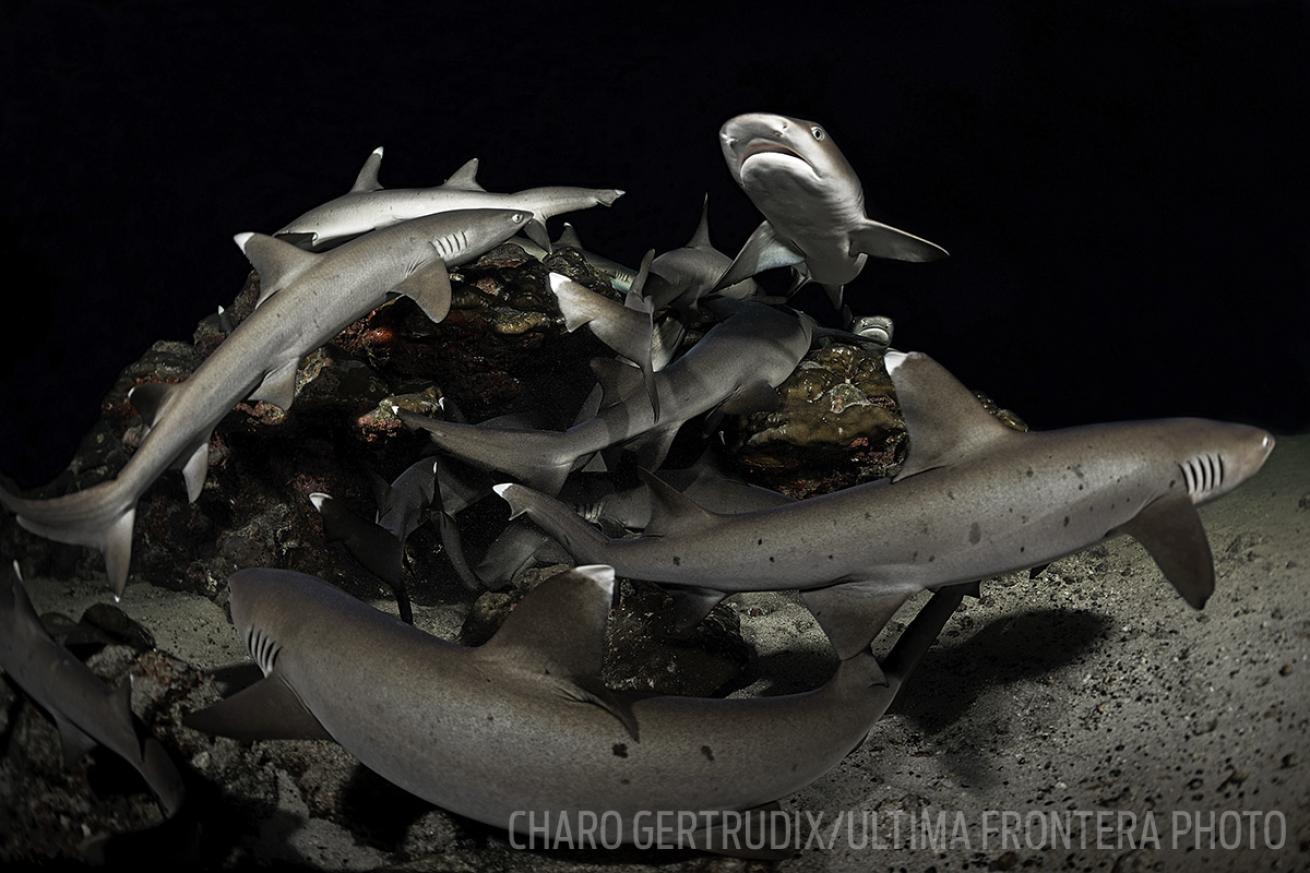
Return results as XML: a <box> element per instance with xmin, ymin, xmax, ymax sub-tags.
<box><xmin>0</xmin><ymin>1</ymin><xmax>1305</xmax><ymax>487</ymax></box>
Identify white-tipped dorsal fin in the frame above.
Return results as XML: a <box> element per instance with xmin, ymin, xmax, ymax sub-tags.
<box><xmin>480</xmin><ymin>564</ymin><xmax>614</xmax><ymax>678</ymax></box>
<box><xmin>479</xmin><ymin>564</ymin><xmax>634</xmax><ymax>737</ymax></box>
<box><xmin>441</xmin><ymin>157</ymin><xmax>484</xmax><ymax>192</ymax></box>
<box><xmin>884</xmin><ymin>351</ymin><xmax>1019</xmax><ymax>481</ymax></box>
<box><xmin>556</xmin><ymin>222</ymin><xmax>584</xmax><ymax>250</ymax></box>
<box><xmin>350</xmin><ymin>146</ymin><xmax>385</xmax><ymax>193</ymax></box>
<box><xmin>687</xmin><ymin>193</ymin><xmax>712</xmax><ymax>249</ymax></box>
<box><xmin>233</xmin><ymin>233</ymin><xmax>317</xmax><ymax>305</ymax></box>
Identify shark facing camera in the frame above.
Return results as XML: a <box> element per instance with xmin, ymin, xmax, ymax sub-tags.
<box><xmin>0</xmin><ymin>111</ymin><xmax>1289</xmax><ymax>868</ymax></box>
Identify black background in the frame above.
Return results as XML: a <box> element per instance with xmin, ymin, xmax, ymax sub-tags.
<box><xmin>1</xmin><ymin>1</ymin><xmax>1306</xmax><ymax>488</ymax></box>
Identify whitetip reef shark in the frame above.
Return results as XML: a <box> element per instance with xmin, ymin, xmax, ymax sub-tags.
<box><xmin>0</xmin><ymin>561</ymin><xmax>184</xmax><ymax>816</ymax></box>
<box><xmin>398</xmin><ymin>301</ymin><xmax>814</xmax><ymax>495</ymax></box>
<box><xmin>476</xmin><ymin>448</ymin><xmax>795</xmax><ymax>587</ymax></box>
<box><xmin>185</xmin><ymin>564</ymin><xmax>967</xmax><ymax>856</ymax></box>
<box><xmin>0</xmin><ymin>208</ymin><xmax>531</xmax><ymax>598</ymax></box>
<box><xmin>277</xmin><ymin>148</ymin><xmax>624</xmax><ymax>250</ymax></box>
<box><xmin>494</xmin><ymin>350</ymin><xmax>1275</xmax><ymax>659</ymax></box>
<box><xmin>646</xmin><ymin>194</ymin><xmax>760</xmax><ymax>309</ymax></box>
<box><xmin>549</xmin><ymin>263</ymin><xmax>687</xmax><ymax>419</ymax></box>
<box><xmin>310</xmin><ymin>456</ymin><xmax>443</xmax><ymax>621</ymax></box>
<box><xmin>715</xmin><ymin>112</ymin><xmax>948</xmax><ymax>308</ymax></box>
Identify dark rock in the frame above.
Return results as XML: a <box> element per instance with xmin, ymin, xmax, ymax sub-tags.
<box><xmin>461</xmin><ymin>566</ymin><xmax>750</xmax><ymax>697</ymax></box>
<box><xmin>725</xmin><ymin>336</ymin><xmax>1024</xmax><ymax>499</ymax></box>
<box><xmin>80</xmin><ymin>603</ymin><xmax>157</xmax><ymax>651</ymax></box>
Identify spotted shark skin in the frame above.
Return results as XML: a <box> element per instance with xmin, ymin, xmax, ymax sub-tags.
<box><xmin>0</xmin><ymin>209</ymin><xmax>530</xmax><ymax>597</ymax></box>
<box><xmin>277</xmin><ymin>149</ymin><xmax>623</xmax><ymax>250</ymax></box>
<box><xmin>716</xmin><ymin>113</ymin><xmax>947</xmax><ymax>308</ymax></box>
<box><xmin>186</xmin><ymin>565</ymin><xmax>966</xmax><ymax>856</ymax></box>
<box><xmin>0</xmin><ymin>562</ymin><xmax>184</xmax><ymax>816</ymax></box>
<box><xmin>399</xmin><ymin>302</ymin><xmax>814</xmax><ymax>495</ymax></box>
<box><xmin>494</xmin><ymin>350</ymin><xmax>1275</xmax><ymax>659</ymax></box>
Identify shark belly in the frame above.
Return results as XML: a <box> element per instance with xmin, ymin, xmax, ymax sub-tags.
<box><xmin>741</xmin><ymin>169</ymin><xmax>866</xmax><ymax>286</ymax></box>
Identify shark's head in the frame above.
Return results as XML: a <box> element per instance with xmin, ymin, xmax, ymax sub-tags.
<box><xmin>1158</xmin><ymin>420</ymin><xmax>1275</xmax><ymax>505</ymax></box>
<box><xmin>428</xmin><ymin>208</ymin><xmax>533</xmax><ymax>260</ymax></box>
<box><xmin>720</xmin><ymin>113</ymin><xmax>857</xmax><ymax>195</ymax></box>
<box><xmin>226</xmin><ymin>568</ymin><xmax>329</xmax><ymax>676</ymax></box>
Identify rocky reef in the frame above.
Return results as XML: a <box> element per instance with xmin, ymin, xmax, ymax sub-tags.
<box><xmin>0</xmin><ymin>246</ymin><xmax>1021</xmax><ymax>867</ymax></box>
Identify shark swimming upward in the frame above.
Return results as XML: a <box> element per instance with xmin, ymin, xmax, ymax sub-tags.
<box><xmin>0</xmin><ymin>209</ymin><xmax>531</xmax><ymax>597</ymax></box>
<box><xmin>399</xmin><ymin>301</ymin><xmax>814</xmax><ymax>495</ymax></box>
<box><xmin>715</xmin><ymin>113</ymin><xmax>948</xmax><ymax>308</ymax></box>
<box><xmin>187</xmin><ymin>564</ymin><xmax>967</xmax><ymax>855</ymax></box>
<box><xmin>495</xmin><ymin>350</ymin><xmax>1275</xmax><ymax>659</ymax></box>
<box><xmin>277</xmin><ymin>149</ymin><xmax>624</xmax><ymax>250</ymax></box>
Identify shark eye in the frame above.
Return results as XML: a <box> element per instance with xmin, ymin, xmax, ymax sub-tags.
<box><xmin>811</xmin><ymin>126</ymin><xmax>826</xmax><ymax>141</ymax></box>
<box><xmin>510</xmin><ymin>212</ymin><xmax>526</xmax><ymax>223</ymax></box>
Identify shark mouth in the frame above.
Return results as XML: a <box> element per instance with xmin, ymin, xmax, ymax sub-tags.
<box><xmin>246</xmin><ymin>624</ymin><xmax>281</xmax><ymax>676</ymax></box>
<box><xmin>1179</xmin><ymin>452</ymin><xmax>1225</xmax><ymax>499</ymax></box>
<box><xmin>739</xmin><ymin>140</ymin><xmax>810</xmax><ymax>171</ymax></box>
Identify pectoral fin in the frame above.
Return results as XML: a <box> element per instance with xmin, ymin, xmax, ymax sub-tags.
<box><xmin>554</xmin><ymin>677</ymin><xmax>639</xmax><ymax>741</ymax></box>
<box><xmin>713</xmin><ymin>220</ymin><xmax>805</xmax><ymax>291</ymax></box>
<box><xmin>660</xmin><ymin>586</ymin><xmax>728</xmax><ymax>634</ymax></box>
<box><xmin>848</xmin><ymin>219</ymin><xmax>949</xmax><ymax>263</ymax></box>
<box><xmin>250</xmin><ymin>359</ymin><xmax>300</xmax><ymax>411</ymax></box>
<box><xmin>184</xmin><ymin>672</ymin><xmax>330</xmax><ymax>742</ymax></box>
<box><xmin>180</xmin><ymin>436</ymin><xmax>211</xmax><ymax>503</ymax></box>
<box><xmin>394</xmin><ymin>258</ymin><xmax>452</xmax><ymax>324</ymax></box>
<box><xmin>1118</xmin><ymin>493</ymin><xmax>1215</xmax><ymax>609</ymax></box>
<box><xmin>801</xmin><ymin>581</ymin><xmax>920</xmax><ymax>660</ymax></box>
<box><xmin>128</xmin><ymin>383</ymin><xmax>180</xmax><ymax>428</ymax></box>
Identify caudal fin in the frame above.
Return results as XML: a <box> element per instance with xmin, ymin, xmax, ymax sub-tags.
<box><xmin>397</xmin><ymin>409</ymin><xmax>576</xmax><ymax>496</ymax></box>
<box><xmin>0</xmin><ymin>480</ymin><xmax>138</xmax><ymax>599</ymax></box>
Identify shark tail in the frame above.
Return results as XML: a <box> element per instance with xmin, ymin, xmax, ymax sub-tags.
<box><xmin>0</xmin><ymin>479</ymin><xmax>139</xmax><ymax>599</ymax></box>
<box><xmin>492</xmin><ymin>483</ymin><xmax>610</xmax><ymax>563</ymax></box>
<box><xmin>593</xmin><ymin>188</ymin><xmax>625</xmax><ymax>208</ymax></box>
<box><xmin>398</xmin><ymin>411</ymin><xmax>578</xmax><ymax>496</ymax></box>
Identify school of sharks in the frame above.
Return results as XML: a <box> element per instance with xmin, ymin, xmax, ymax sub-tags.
<box><xmin>0</xmin><ymin>112</ymin><xmax>1277</xmax><ymax>859</ymax></box>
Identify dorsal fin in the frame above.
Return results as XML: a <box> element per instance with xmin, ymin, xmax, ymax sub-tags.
<box><xmin>884</xmin><ymin>351</ymin><xmax>1019</xmax><ymax>481</ymax></box>
<box><xmin>350</xmin><ymin>146</ymin><xmax>385</xmax><ymax>193</ymax></box>
<box><xmin>441</xmin><ymin>157</ymin><xmax>484</xmax><ymax>191</ymax></box>
<box><xmin>556</xmin><ymin>222</ymin><xmax>584</xmax><ymax>249</ymax></box>
<box><xmin>637</xmin><ymin>469</ymin><xmax>720</xmax><ymax>537</ymax></box>
<box><xmin>480</xmin><ymin>565</ymin><xmax>615</xmax><ymax>679</ymax></box>
<box><xmin>233</xmin><ymin>232</ymin><xmax>318</xmax><ymax>304</ymax></box>
<box><xmin>589</xmin><ymin>358</ymin><xmax>645</xmax><ymax>409</ymax></box>
<box><xmin>687</xmin><ymin>193</ymin><xmax>712</xmax><ymax>249</ymax></box>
